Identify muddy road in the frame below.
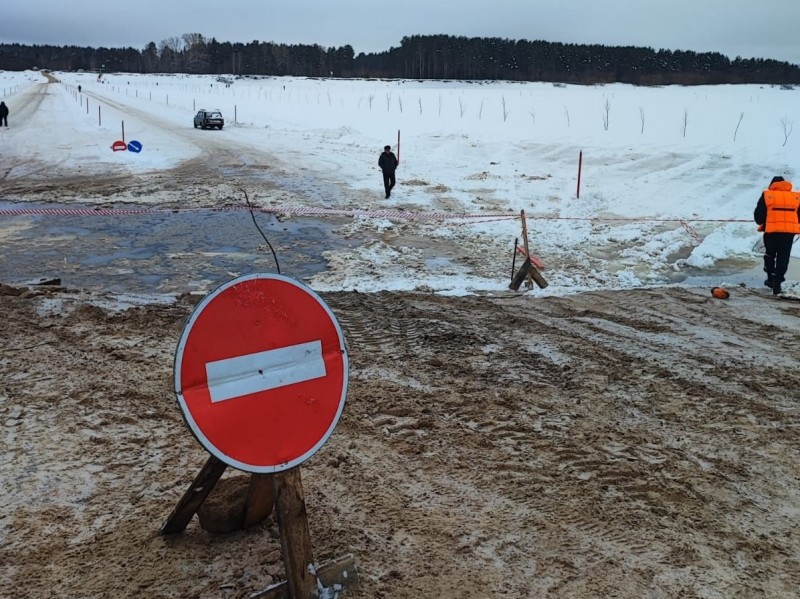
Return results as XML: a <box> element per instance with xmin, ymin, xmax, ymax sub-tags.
<box><xmin>2</xmin><ymin>282</ymin><xmax>800</xmax><ymax>598</ymax></box>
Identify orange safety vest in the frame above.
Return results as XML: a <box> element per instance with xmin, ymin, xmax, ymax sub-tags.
<box><xmin>764</xmin><ymin>180</ymin><xmax>800</xmax><ymax>234</ymax></box>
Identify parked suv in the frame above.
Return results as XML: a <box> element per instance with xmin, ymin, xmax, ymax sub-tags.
<box><xmin>193</xmin><ymin>109</ymin><xmax>224</xmax><ymax>129</ymax></box>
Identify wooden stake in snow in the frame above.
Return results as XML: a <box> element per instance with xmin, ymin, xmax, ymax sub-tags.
<box><xmin>509</xmin><ymin>210</ymin><xmax>548</xmax><ymax>291</ymax></box>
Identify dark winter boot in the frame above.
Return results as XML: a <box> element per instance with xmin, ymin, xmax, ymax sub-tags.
<box><xmin>763</xmin><ymin>264</ymin><xmax>775</xmax><ymax>288</ymax></box>
<box><xmin>773</xmin><ymin>279</ymin><xmax>782</xmax><ymax>295</ymax></box>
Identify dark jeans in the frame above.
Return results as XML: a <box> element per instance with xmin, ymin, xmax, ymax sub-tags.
<box><xmin>763</xmin><ymin>232</ymin><xmax>796</xmax><ymax>283</ymax></box>
<box><xmin>0</xmin><ymin>116</ymin><xmax>7</xmax><ymax>126</ymax></box>
<box><xmin>382</xmin><ymin>170</ymin><xmax>396</xmax><ymax>197</ymax></box>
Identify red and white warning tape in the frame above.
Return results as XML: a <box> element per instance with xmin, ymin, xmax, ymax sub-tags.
<box><xmin>679</xmin><ymin>220</ymin><xmax>702</xmax><ymax>245</ymax></box>
<box><xmin>0</xmin><ymin>206</ymin><xmax>158</xmax><ymax>216</ymax></box>
<box><xmin>0</xmin><ymin>204</ymin><xmax>519</xmax><ymax>222</ymax></box>
<box><xmin>0</xmin><ymin>204</ymin><xmax>751</xmax><ymax>247</ymax></box>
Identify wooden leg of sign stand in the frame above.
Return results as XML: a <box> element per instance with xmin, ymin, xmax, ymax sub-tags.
<box><xmin>509</xmin><ymin>257</ymin><xmax>548</xmax><ymax>291</ymax></box>
<box><xmin>163</xmin><ymin>460</ymin><xmax>358</xmax><ymax>598</ymax></box>
<box><xmin>243</xmin><ymin>473</ymin><xmax>276</xmax><ymax>529</ymax></box>
<box><xmin>274</xmin><ymin>468</ymin><xmax>316</xmax><ymax>598</ymax></box>
<box><xmin>162</xmin><ymin>458</ymin><xmax>276</xmax><ymax>535</ymax></box>
<box><xmin>510</xmin><ymin>258</ymin><xmax>531</xmax><ymax>290</ymax></box>
<box><xmin>520</xmin><ymin>210</ymin><xmax>534</xmax><ymax>289</ymax></box>
<box><xmin>510</xmin><ymin>211</ymin><xmax>548</xmax><ymax>291</ymax></box>
<box><xmin>161</xmin><ymin>455</ymin><xmax>228</xmax><ymax>535</ymax></box>
<box><xmin>251</xmin><ymin>467</ymin><xmax>359</xmax><ymax>599</ymax></box>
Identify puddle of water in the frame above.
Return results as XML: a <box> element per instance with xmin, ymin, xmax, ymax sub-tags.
<box><xmin>0</xmin><ymin>202</ymin><xmax>361</xmax><ymax>294</ymax></box>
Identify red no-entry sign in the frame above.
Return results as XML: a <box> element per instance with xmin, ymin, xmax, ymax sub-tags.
<box><xmin>174</xmin><ymin>273</ymin><xmax>348</xmax><ymax>473</ymax></box>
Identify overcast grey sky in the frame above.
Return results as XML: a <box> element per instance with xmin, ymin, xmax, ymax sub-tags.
<box><xmin>3</xmin><ymin>0</ymin><xmax>799</xmax><ymax>65</ymax></box>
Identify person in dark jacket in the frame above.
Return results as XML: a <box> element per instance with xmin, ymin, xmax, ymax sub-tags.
<box><xmin>0</xmin><ymin>102</ymin><xmax>8</xmax><ymax>127</ymax></box>
<box><xmin>754</xmin><ymin>175</ymin><xmax>800</xmax><ymax>295</ymax></box>
<box><xmin>378</xmin><ymin>145</ymin><xmax>399</xmax><ymax>199</ymax></box>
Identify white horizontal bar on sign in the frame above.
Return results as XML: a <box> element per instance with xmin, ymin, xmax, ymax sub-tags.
<box><xmin>205</xmin><ymin>341</ymin><xmax>326</xmax><ymax>403</ymax></box>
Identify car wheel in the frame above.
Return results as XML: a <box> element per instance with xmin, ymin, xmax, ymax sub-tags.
<box><xmin>194</xmin><ymin>123</ymin><xmax>198</xmax><ymax>128</ymax></box>
<box><xmin>218</xmin><ymin>125</ymin><xmax>223</xmax><ymax>130</ymax></box>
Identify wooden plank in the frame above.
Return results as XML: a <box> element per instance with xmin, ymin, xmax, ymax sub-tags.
<box><xmin>509</xmin><ymin>258</ymin><xmax>532</xmax><ymax>291</ymax></box>
<box><xmin>314</xmin><ymin>554</ymin><xmax>359</xmax><ymax>592</ymax></box>
<box><xmin>510</xmin><ymin>237</ymin><xmax>518</xmax><ymax>282</ymax></box>
<box><xmin>509</xmin><ymin>258</ymin><xmax>548</xmax><ymax>291</ymax></box>
<box><xmin>529</xmin><ymin>263</ymin><xmax>549</xmax><ymax>289</ymax></box>
<box><xmin>273</xmin><ymin>468</ymin><xmax>317</xmax><ymax>598</ymax></box>
<box><xmin>161</xmin><ymin>455</ymin><xmax>227</xmax><ymax>535</ymax></box>
<box><xmin>250</xmin><ymin>554</ymin><xmax>359</xmax><ymax>599</ymax></box>
<box><xmin>242</xmin><ymin>473</ymin><xmax>275</xmax><ymax>528</ymax></box>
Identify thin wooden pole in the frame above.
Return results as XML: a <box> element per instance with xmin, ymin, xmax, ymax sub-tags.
<box><xmin>511</xmin><ymin>237</ymin><xmax>518</xmax><ymax>281</ymax></box>
<box><xmin>577</xmin><ymin>150</ymin><xmax>583</xmax><ymax>199</ymax></box>
<box><xmin>520</xmin><ymin>210</ymin><xmax>534</xmax><ymax>288</ymax></box>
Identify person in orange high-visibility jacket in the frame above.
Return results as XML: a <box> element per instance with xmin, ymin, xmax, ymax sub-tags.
<box><xmin>754</xmin><ymin>176</ymin><xmax>800</xmax><ymax>295</ymax></box>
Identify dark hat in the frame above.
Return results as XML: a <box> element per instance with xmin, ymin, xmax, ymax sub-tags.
<box><xmin>770</xmin><ymin>176</ymin><xmax>785</xmax><ymax>184</ymax></box>
<box><xmin>384</xmin><ymin>145</ymin><xmax>391</xmax><ymax>151</ymax></box>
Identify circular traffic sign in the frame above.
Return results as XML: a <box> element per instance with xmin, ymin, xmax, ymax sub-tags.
<box><xmin>174</xmin><ymin>273</ymin><xmax>348</xmax><ymax>473</ymax></box>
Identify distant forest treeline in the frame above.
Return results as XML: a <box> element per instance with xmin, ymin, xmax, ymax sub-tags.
<box><xmin>2</xmin><ymin>33</ymin><xmax>799</xmax><ymax>85</ymax></box>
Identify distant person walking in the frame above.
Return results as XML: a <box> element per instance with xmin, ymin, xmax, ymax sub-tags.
<box><xmin>754</xmin><ymin>175</ymin><xmax>800</xmax><ymax>295</ymax></box>
<box><xmin>0</xmin><ymin>102</ymin><xmax>8</xmax><ymax>127</ymax></box>
<box><xmin>378</xmin><ymin>145</ymin><xmax>398</xmax><ymax>199</ymax></box>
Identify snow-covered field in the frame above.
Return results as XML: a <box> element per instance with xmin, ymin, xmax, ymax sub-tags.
<box><xmin>3</xmin><ymin>69</ymin><xmax>800</xmax><ymax>599</ymax></box>
<box><xmin>1</xmin><ymin>69</ymin><xmax>799</xmax><ymax>294</ymax></box>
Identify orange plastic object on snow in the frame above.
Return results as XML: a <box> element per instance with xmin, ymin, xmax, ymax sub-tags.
<box><xmin>711</xmin><ymin>287</ymin><xmax>730</xmax><ymax>299</ymax></box>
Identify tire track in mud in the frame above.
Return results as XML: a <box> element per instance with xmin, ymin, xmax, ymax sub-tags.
<box><xmin>322</xmin><ymin>287</ymin><xmax>800</xmax><ymax>596</ymax></box>
<box><xmin>3</xmin><ymin>284</ymin><xmax>800</xmax><ymax>597</ymax></box>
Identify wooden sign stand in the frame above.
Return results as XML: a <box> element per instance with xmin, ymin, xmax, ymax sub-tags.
<box><xmin>510</xmin><ymin>210</ymin><xmax>548</xmax><ymax>291</ymax></box>
<box><xmin>162</xmin><ymin>456</ymin><xmax>358</xmax><ymax>599</ymax></box>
